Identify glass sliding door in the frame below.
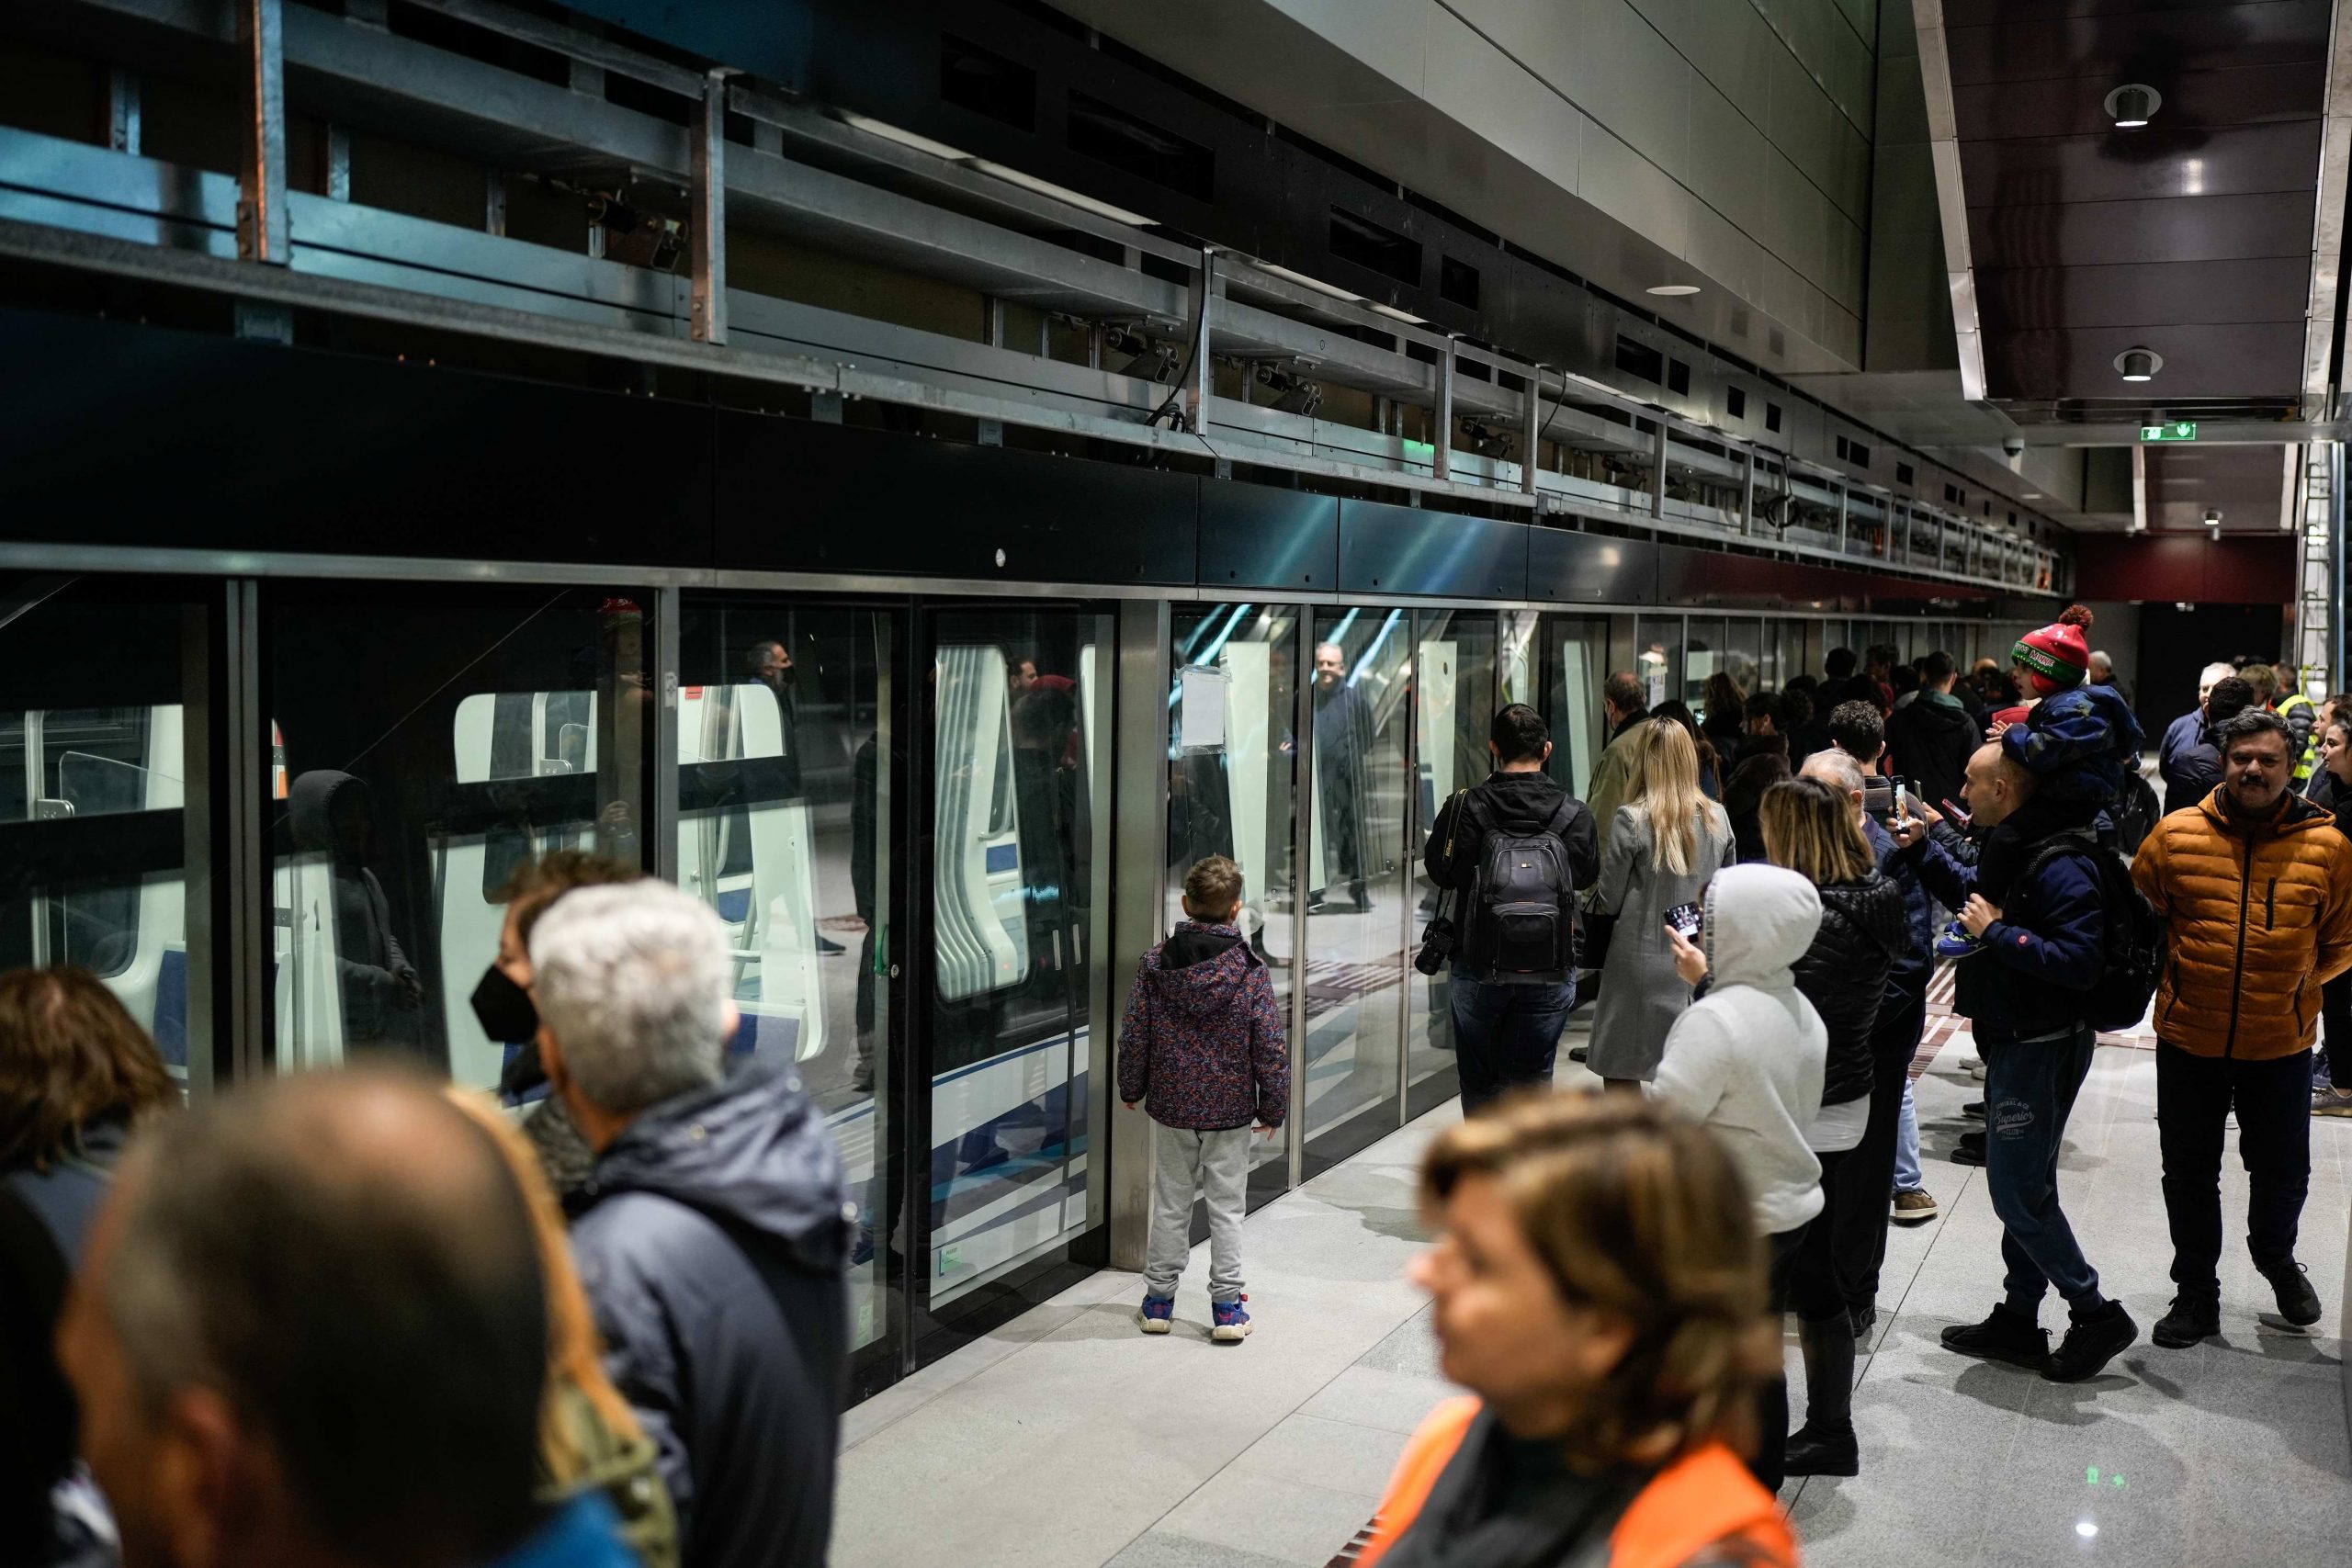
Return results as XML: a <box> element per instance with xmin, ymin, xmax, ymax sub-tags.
<box><xmin>1635</xmin><ymin>615</ymin><xmax>1681</xmax><ymax>711</ymax></box>
<box><xmin>1302</xmin><ymin>608</ymin><xmax>1411</xmax><ymax>1172</ymax></box>
<box><xmin>1167</xmin><ymin>602</ymin><xmax>1299</xmax><ymax>1211</ymax></box>
<box><xmin>674</xmin><ymin>596</ymin><xmax>896</xmax><ymax>1361</ymax></box>
<box><xmin>923</xmin><ymin>607</ymin><xmax>1113</xmax><ymax>1320</ymax></box>
<box><xmin>1407</xmin><ymin>613</ymin><xmax>1498</xmax><ymax>1117</ymax></box>
<box><xmin>265</xmin><ymin>582</ymin><xmax>655</xmax><ymax>1084</ymax></box>
<box><xmin>0</xmin><ymin>575</ymin><xmax>209</xmax><ymax>1088</ymax></box>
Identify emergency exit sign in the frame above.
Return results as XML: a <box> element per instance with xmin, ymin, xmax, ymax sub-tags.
<box><xmin>2140</xmin><ymin>421</ymin><xmax>2198</xmax><ymax>442</ymax></box>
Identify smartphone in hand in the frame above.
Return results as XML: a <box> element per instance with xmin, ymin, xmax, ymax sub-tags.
<box><xmin>1665</xmin><ymin>901</ymin><xmax>1702</xmax><ymax>941</ymax></box>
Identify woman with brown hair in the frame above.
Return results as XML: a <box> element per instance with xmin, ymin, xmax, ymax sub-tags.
<box><xmin>1699</xmin><ymin>671</ymin><xmax>1747</xmax><ymax>758</ymax></box>
<box><xmin>1359</xmin><ymin>1093</ymin><xmax>1795</xmax><ymax>1568</ymax></box>
<box><xmin>444</xmin><ymin>1089</ymin><xmax>680</xmax><ymax>1568</ymax></box>
<box><xmin>1</xmin><ymin>967</ymin><xmax>176</xmax><ymax>1565</ymax></box>
<box><xmin>1759</xmin><ymin>776</ymin><xmax>1905</xmax><ymax>1478</ymax></box>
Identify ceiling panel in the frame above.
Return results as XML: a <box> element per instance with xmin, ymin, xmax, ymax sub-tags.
<box><xmin>1966</xmin><ymin>190</ymin><xmax>2312</xmax><ymax>270</ymax></box>
<box><xmin>1957</xmin><ymin>119</ymin><xmax>2322</xmax><ymax>205</ymax></box>
<box><xmin>1951</xmin><ymin>62</ymin><xmax>2324</xmax><ymax>137</ymax></box>
<box><xmin>1984</xmin><ymin>322</ymin><xmax>2305</xmax><ymax>400</ymax></box>
<box><xmin>1942</xmin><ymin>1</ymin><xmax>2331</xmax><ymax>85</ymax></box>
<box><xmin>1972</xmin><ymin>257</ymin><xmax>2311</xmax><ymax>330</ymax></box>
<box><xmin>2142</xmin><ymin>442</ymin><xmax>2293</xmax><ymax>531</ymax></box>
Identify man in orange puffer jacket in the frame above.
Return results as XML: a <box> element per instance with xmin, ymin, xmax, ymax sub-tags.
<box><xmin>2132</xmin><ymin>706</ymin><xmax>2352</xmax><ymax>1348</ymax></box>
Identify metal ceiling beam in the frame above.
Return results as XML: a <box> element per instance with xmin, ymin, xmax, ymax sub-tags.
<box><xmin>1912</xmin><ymin>0</ymin><xmax>1987</xmax><ymax>404</ymax></box>
<box><xmin>2302</xmin><ymin>0</ymin><xmax>2352</xmax><ymax>417</ymax></box>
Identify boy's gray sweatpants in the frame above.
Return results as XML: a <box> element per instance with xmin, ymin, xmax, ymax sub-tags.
<box><xmin>1144</xmin><ymin>1120</ymin><xmax>1253</xmax><ymax>1303</ymax></box>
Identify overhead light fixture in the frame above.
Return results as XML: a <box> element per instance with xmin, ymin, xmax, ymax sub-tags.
<box><xmin>2115</xmin><ymin>346</ymin><xmax>2163</xmax><ymax>382</ymax></box>
<box><xmin>1368</xmin><ymin>302</ymin><xmax>1430</xmax><ymax>325</ymax></box>
<box><xmin>2205</xmin><ymin>507</ymin><xmax>2223</xmax><ymax>531</ymax></box>
<box><xmin>1254</xmin><ymin>260</ymin><xmax>1364</xmax><ymax>305</ymax></box>
<box><xmin>835</xmin><ymin>110</ymin><xmax>973</xmax><ymax>164</ymax></box>
<box><xmin>965</xmin><ymin>159</ymin><xmax>1156</xmax><ymax>227</ymax></box>
<box><xmin>1646</xmin><ymin>284</ymin><xmax>1702</xmax><ymax>298</ymax></box>
<box><xmin>2105</xmin><ymin>83</ymin><xmax>2161</xmax><ymax>129</ymax></box>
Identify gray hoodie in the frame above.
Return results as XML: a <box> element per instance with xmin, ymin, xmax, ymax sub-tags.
<box><xmin>1649</xmin><ymin>863</ymin><xmax>1828</xmax><ymax>1237</ymax></box>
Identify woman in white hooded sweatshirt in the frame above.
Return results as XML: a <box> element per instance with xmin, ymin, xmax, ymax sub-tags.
<box><xmin>1650</xmin><ymin>863</ymin><xmax>1828</xmax><ymax>1495</ymax></box>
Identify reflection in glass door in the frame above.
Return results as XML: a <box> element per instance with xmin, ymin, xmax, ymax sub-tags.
<box><xmin>925</xmin><ymin>608</ymin><xmax>1113</xmax><ymax>1318</ymax></box>
<box><xmin>1303</xmin><ymin>609</ymin><xmax>1410</xmax><ymax>1171</ymax></box>
<box><xmin>1543</xmin><ymin>616</ymin><xmax>1611</xmax><ymax>801</ymax></box>
<box><xmin>1407</xmin><ymin>613</ymin><xmax>1497</xmax><ymax>1117</ymax></box>
<box><xmin>675</xmin><ymin>598</ymin><xmax>894</xmax><ymax>1358</ymax></box>
<box><xmin>1168</xmin><ymin>604</ymin><xmax>1299</xmax><ymax>1210</ymax></box>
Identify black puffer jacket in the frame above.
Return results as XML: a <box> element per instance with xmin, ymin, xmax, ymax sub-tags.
<box><xmin>1790</xmin><ymin>870</ymin><xmax>1908</xmax><ymax>1106</ymax></box>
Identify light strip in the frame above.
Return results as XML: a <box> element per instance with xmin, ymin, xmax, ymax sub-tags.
<box><xmin>2301</xmin><ymin>2</ymin><xmax>2352</xmax><ymax>414</ymax></box>
<box><xmin>2131</xmin><ymin>441</ymin><xmax>2148</xmax><ymax>533</ymax></box>
<box><xmin>1915</xmin><ymin>3</ymin><xmax>1989</xmax><ymax>403</ymax></box>
<box><xmin>834</xmin><ymin>111</ymin><xmax>973</xmax><ymax>164</ymax></box>
<box><xmin>1251</xmin><ymin>260</ymin><xmax>1365</xmax><ymax>303</ymax></box>
<box><xmin>964</xmin><ymin>159</ymin><xmax>1157</xmax><ymax>228</ymax></box>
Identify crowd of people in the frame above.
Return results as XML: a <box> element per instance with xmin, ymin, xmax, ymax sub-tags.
<box><xmin>7</xmin><ymin>609</ymin><xmax>2352</xmax><ymax>1568</ymax></box>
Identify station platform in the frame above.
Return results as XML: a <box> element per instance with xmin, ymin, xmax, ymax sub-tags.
<box><xmin>835</xmin><ymin>1011</ymin><xmax>2352</xmax><ymax>1568</ymax></box>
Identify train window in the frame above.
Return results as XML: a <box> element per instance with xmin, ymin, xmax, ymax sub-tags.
<box><xmin>0</xmin><ymin>578</ymin><xmax>204</xmax><ymax>1084</ymax></box>
<box><xmin>1167</xmin><ymin>604</ymin><xmax>1300</xmax><ymax>1208</ymax></box>
<box><xmin>927</xmin><ymin>608</ymin><xmax>1113</xmax><ymax>1311</ymax></box>
<box><xmin>266</xmin><ymin>583</ymin><xmax>656</xmax><ymax>1084</ymax></box>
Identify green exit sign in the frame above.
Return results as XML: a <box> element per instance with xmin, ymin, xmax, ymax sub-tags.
<box><xmin>2140</xmin><ymin>421</ymin><xmax>2199</xmax><ymax>442</ymax></box>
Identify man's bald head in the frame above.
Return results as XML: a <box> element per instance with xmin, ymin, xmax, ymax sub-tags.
<box><xmin>65</xmin><ymin>1069</ymin><xmax>546</xmax><ymax>1568</ymax></box>
<box><xmin>1963</xmin><ymin>739</ymin><xmax>2033</xmax><ymax>829</ymax></box>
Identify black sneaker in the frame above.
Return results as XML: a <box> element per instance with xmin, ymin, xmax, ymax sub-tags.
<box><xmin>1850</xmin><ymin>1303</ymin><xmax>1877</xmax><ymax>1340</ymax></box>
<box><xmin>1962</xmin><ymin>1100</ymin><xmax>1985</xmax><ymax>1120</ymax></box>
<box><xmin>1940</xmin><ymin>1303</ymin><xmax>2048</xmax><ymax>1369</ymax></box>
<box><xmin>2044</xmin><ymin>1302</ymin><xmax>2137</xmax><ymax>1382</ymax></box>
<box><xmin>2152</xmin><ymin>1292</ymin><xmax>2220</xmax><ymax>1348</ymax></box>
<box><xmin>1568</xmin><ymin>1043</ymin><xmax>1590</xmax><ymax>1063</ymax></box>
<box><xmin>1782</xmin><ymin>1419</ymin><xmax>1859</xmax><ymax>1477</ymax></box>
<box><xmin>2260</xmin><ymin>1259</ymin><xmax>2323</xmax><ymax>1327</ymax></box>
<box><xmin>1951</xmin><ymin>1131</ymin><xmax>1986</xmax><ymax>1168</ymax></box>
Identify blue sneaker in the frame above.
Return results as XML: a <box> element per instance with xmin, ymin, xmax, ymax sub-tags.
<box><xmin>1935</xmin><ymin>919</ymin><xmax>1984</xmax><ymax>960</ymax></box>
<box><xmin>1212</xmin><ymin>1294</ymin><xmax>1252</xmax><ymax>1342</ymax></box>
<box><xmin>1137</xmin><ymin>1294</ymin><xmax>1174</xmax><ymax>1335</ymax></box>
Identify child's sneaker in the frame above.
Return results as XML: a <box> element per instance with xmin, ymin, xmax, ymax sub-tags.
<box><xmin>1211</xmin><ymin>1295</ymin><xmax>1252</xmax><ymax>1342</ymax></box>
<box><xmin>1935</xmin><ymin>919</ymin><xmax>1985</xmax><ymax>960</ymax></box>
<box><xmin>1137</xmin><ymin>1294</ymin><xmax>1174</xmax><ymax>1335</ymax></box>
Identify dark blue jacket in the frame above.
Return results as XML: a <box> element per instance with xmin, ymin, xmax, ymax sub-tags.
<box><xmin>1903</xmin><ymin>827</ymin><xmax>2107</xmax><ymax>1041</ymax></box>
<box><xmin>571</xmin><ymin>1063</ymin><xmax>850</xmax><ymax>1568</ymax></box>
<box><xmin>1864</xmin><ymin>815</ymin><xmax>1934</xmax><ymax>997</ymax></box>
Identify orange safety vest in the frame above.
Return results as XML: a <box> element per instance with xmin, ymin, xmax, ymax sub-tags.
<box><xmin>1356</xmin><ymin>1398</ymin><xmax>1797</xmax><ymax>1568</ymax></box>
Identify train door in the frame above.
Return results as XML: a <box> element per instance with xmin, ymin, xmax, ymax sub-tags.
<box><xmin>1406</xmin><ymin>613</ymin><xmax>1497</xmax><ymax>1118</ymax></box>
<box><xmin>920</xmin><ymin>606</ymin><xmax>1114</xmax><ymax>1329</ymax></box>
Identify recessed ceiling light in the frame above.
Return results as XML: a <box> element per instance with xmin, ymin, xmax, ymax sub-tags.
<box><xmin>2105</xmin><ymin>83</ymin><xmax>2161</xmax><ymax>129</ymax></box>
<box><xmin>2204</xmin><ymin>508</ymin><xmax>2223</xmax><ymax>529</ymax></box>
<box><xmin>1646</xmin><ymin>284</ymin><xmax>1702</xmax><ymax>298</ymax></box>
<box><xmin>2115</xmin><ymin>346</ymin><xmax>2162</xmax><ymax>382</ymax></box>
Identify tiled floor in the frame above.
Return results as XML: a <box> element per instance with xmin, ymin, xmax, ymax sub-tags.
<box><xmin>831</xmin><ymin>1015</ymin><xmax>2352</xmax><ymax>1568</ymax></box>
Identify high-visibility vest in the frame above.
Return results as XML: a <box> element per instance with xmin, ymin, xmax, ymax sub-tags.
<box><xmin>2279</xmin><ymin>691</ymin><xmax>2318</xmax><ymax>783</ymax></box>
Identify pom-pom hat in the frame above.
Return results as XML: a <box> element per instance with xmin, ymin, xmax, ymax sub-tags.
<box><xmin>2011</xmin><ymin>605</ymin><xmax>2094</xmax><ymax>696</ymax></box>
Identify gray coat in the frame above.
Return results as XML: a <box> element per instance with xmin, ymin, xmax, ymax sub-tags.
<box><xmin>1587</xmin><ymin>803</ymin><xmax>1735</xmax><ymax>1080</ymax></box>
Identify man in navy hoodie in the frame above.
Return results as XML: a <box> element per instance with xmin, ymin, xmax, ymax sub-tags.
<box><xmin>1896</xmin><ymin>739</ymin><xmax>2139</xmax><ymax>1383</ymax></box>
<box><xmin>1120</xmin><ymin>855</ymin><xmax>1290</xmax><ymax>1343</ymax></box>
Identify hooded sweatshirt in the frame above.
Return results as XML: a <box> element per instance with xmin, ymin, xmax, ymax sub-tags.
<box><xmin>1649</xmin><ymin>865</ymin><xmax>1828</xmax><ymax>1237</ymax></box>
<box><xmin>1117</xmin><ymin>920</ymin><xmax>1289</xmax><ymax>1130</ymax></box>
<box><xmin>570</xmin><ymin>1063</ymin><xmax>851</xmax><ymax>1568</ymax></box>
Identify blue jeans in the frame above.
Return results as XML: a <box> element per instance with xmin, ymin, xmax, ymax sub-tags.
<box><xmin>1894</xmin><ymin>1083</ymin><xmax>1923</xmax><ymax>1193</ymax></box>
<box><xmin>1982</xmin><ymin>1025</ymin><xmax>2103</xmax><ymax>1317</ymax></box>
<box><xmin>1451</xmin><ymin>969</ymin><xmax>1574</xmax><ymax>1114</ymax></box>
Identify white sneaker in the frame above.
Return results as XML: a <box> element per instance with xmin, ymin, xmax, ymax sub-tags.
<box><xmin>1963</xmin><ymin>1055</ymin><xmax>1986</xmax><ymax>1080</ymax></box>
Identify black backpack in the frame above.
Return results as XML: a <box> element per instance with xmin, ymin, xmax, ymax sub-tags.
<box><xmin>2110</xmin><ymin>771</ymin><xmax>2161</xmax><ymax>858</ymax></box>
<box><xmin>2023</xmin><ymin>829</ymin><xmax>2164</xmax><ymax>1033</ymax></box>
<box><xmin>1462</xmin><ymin>795</ymin><xmax>1582</xmax><ymax>984</ymax></box>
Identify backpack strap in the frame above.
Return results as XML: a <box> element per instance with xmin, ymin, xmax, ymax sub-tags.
<box><xmin>1539</xmin><ymin>796</ymin><xmax>1580</xmax><ymax>841</ymax></box>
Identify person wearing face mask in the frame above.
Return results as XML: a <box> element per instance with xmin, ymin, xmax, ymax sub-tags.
<box><xmin>1357</xmin><ymin>1094</ymin><xmax>1794</xmax><ymax>1568</ymax></box>
<box><xmin>474</xmin><ymin>852</ymin><xmax>643</xmax><ymax>1197</ymax></box>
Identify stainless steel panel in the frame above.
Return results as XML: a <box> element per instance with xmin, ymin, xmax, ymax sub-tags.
<box><xmin>1200</xmin><ymin>485</ymin><xmax>1340</xmax><ymax>592</ymax></box>
<box><xmin>1527</xmin><ymin>527</ymin><xmax>1656</xmax><ymax>603</ymax></box>
<box><xmin>1106</xmin><ymin>598</ymin><xmax>1169</xmax><ymax>1270</ymax></box>
<box><xmin>1340</xmin><ymin>501</ymin><xmax>1530</xmax><ymax>600</ymax></box>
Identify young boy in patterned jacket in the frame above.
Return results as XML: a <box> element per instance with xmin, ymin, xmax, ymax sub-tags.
<box><xmin>1119</xmin><ymin>854</ymin><xmax>1290</xmax><ymax>1341</ymax></box>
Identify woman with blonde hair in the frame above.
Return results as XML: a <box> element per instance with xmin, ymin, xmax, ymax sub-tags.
<box><xmin>444</xmin><ymin>1089</ymin><xmax>679</xmax><ymax>1568</ymax></box>
<box><xmin>1587</xmin><ymin>719</ymin><xmax>1734</xmax><ymax>1090</ymax></box>
<box><xmin>1359</xmin><ymin>1093</ymin><xmax>1795</xmax><ymax>1568</ymax></box>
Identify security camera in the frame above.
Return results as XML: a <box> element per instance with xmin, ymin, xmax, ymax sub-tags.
<box><xmin>2002</xmin><ymin>436</ymin><xmax>2025</xmax><ymax>458</ymax></box>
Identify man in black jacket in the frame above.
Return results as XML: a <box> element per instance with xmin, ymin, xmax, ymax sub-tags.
<box><xmin>2165</xmin><ymin>675</ymin><xmax>2256</xmax><ymax>807</ymax></box>
<box><xmin>1887</xmin><ymin>650</ymin><xmax>1976</xmax><ymax>815</ymax></box>
<box><xmin>1424</xmin><ymin>705</ymin><xmax>1600</xmax><ymax>1111</ymax></box>
<box><xmin>537</xmin><ymin>881</ymin><xmax>851</xmax><ymax>1568</ymax></box>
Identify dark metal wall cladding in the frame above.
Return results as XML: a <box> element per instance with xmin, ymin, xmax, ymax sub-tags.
<box><xmin>1940</xmin><ymin>0</ymin><xmax>2332</xmax><ymax>403</ymax></box>
<box><xmin>2069</xmin><ymin>532</ymin><xmax>2294</xmax><ymax>604</ymax></box>
<box><xmin>1339</xmin><ymin>502</ymin><xmax>1526</xmax><ymax>601</ymax></box>
<box><xmin>1197</xmin><ymin>483</ymin><xmax>1337</xmax><ymax>592</ymax></box>
<box><xmin>1527</xmin><ymin>527</ymin><xmax>1654</xmax><ymax>604</ymax></box>
<box><xmin>0</xmin><ymin>309</ymin><xmax>711</xmax><ymax>566</ymax></box>
<box><xmin>711</xmin><ymin>415</ymin><xmax>1199</xmax><ymax>583</ymax></box>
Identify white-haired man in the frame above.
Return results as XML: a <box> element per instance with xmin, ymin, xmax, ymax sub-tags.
<box><xmin>2159</xmin><ymin>661</ymin><xmax>2237</xmax><ymax>802</ymax></box>
<box><xmin>535</xmin><ymin>881</ymin><xmax>851</xmax><ymax>1568</ymax></box>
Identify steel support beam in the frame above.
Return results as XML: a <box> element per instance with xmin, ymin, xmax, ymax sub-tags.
<box><xmin>236</xmin><ymin>0</ymin><xmax>288</xmax><ymax>265</ymax></box>
<box><xmin>105</xmin><ymin>67</ymin><xmax>140</xmax><ymax>154</ymax></box>
<box><xmin>1183</xmin><ymin>246</ymin><xmax>1214</xmax><ymax>434</ymax></box>
<box><xmin>650</xmin><ymin>584</ymin><xmax>681</xmax><ymax>883</ymax></box>
<box><xmin>1433</xmin><ymin>339</ymin><xmax>1455</xmax><ymax>481</ymax></box>
<box><xmin>1650</xmin><ymin>422</ymin><xmax>1669</xmax><ymax>520</ymax></box>
<box><xmin>1740</xmin><ymin>448</ymin><xmax>1757</xmax><ymax>536</ymax></box>
<box><xmin>690</xmin><ymin>69</ymin><xmax>727</xmax><ymax>346</ymax></box>
<box><xmin>1520</xmin><ymin>367</ymin><xmax>1544</xmax><ymax>496</ymax></box>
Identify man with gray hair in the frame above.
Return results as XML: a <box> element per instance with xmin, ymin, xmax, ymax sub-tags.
<box><xmin>536</xmin><ymin>880</ymin><xmax>851</xmax><ymax>1568</ymax></box>
<box><xmin>2160</xmin><ymin>660</ymin><xmax>2238</xmax><ymax>801</ymax></box>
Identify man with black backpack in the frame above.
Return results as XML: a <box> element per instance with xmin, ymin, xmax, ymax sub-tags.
<box><xmin>2131</xmin><ymin>706</ymin><xmax>2352</xmax><ymax>1348</ymax></box>
<box><xmin>1894</xmin><ymin>739</ymin><xmax>2143</xmax><ymax>1383</ymax></box>
<box><xmin>1423</xmin><ymin>705</ymin><xmax>1600</xmax><ymax>1114</ymax></box>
